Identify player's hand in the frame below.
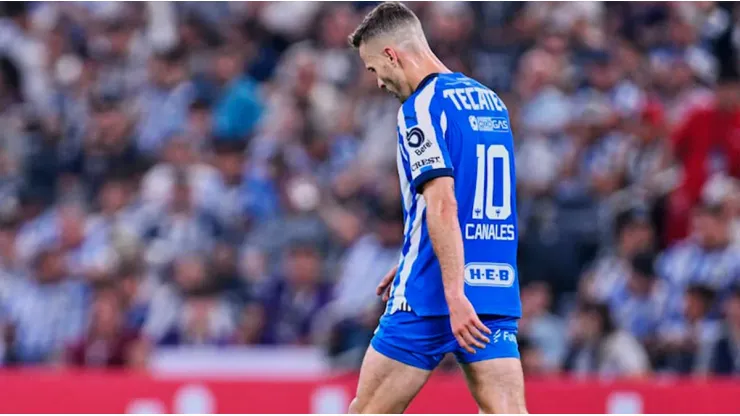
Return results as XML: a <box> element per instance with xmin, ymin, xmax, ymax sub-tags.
<box><xmin>376</xmin><ymin>265</ymin><xmax>398</xmax><ymax>302</ymax></box>
<box><xmin>448</xmin><ymin>295</ymin><xmax>492</xmax><ymax>354</ymax></box>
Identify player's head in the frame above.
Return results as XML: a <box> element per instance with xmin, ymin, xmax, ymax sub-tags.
<box><xmin>349</xmin><ymin>2</ymin><xmax>434</xmax><ymax>101</ymax></box>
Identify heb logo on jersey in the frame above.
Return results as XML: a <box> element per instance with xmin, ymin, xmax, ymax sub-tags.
<box><xmin>469</xmin><ymin>116</ymin><xmax>509</xmax><ymax>132</ymax></box>
<box><xmin>464</xmin><ymin>263</ymin><xmax>516</xmax><ymax>287</ymax></box>
<box><xmin>411</xmin><ymin>156</ymin><xmax>441</xmax><ymax>172</ymax></box>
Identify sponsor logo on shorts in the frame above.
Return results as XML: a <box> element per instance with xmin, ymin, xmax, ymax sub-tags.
<box><xmin>492</xmin><ymin>329</ymin><xmax>517</xmax><ymax>344</ymax></box>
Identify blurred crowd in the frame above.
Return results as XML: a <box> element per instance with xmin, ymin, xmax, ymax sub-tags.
<box><xmin>0</xmin><ymin>1</ymin><xmax>738</xmax><ymax>378</ymax></box>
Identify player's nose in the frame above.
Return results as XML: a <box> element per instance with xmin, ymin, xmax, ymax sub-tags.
<box><xmin>377</xmin><ymin>78</ymin><xmax>386</xmax><ymax>90</ymax></box>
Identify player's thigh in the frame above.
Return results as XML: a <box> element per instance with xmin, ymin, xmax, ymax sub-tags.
<box><xmin>350</xmin><ymin>344</ymin><xmax>432</xmax><ymax>414</ymax></box>
<box><xmin>459</xmin><ymin>357</ymin><xmax>527</xmax><ymax>414</ymax></box>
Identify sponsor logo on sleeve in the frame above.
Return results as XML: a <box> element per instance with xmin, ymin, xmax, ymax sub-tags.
<box><xmin>406</xmin><ymin>127</ymin><xmax>425</xmax><ymax>148</ymax></box>
<box><xmin>411</xmin><ymin>156</ymin><xmax>441</xmax><ymax>172</ymax></box>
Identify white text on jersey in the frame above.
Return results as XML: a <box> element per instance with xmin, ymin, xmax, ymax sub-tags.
<box><xmin>442</xmin><ymin>88</ymin><xmax>507</xmax><ymax>112</ymax></box>
<box><xmin>464</xmin><ymin>223</ymin><xmax>516</xmax><ymax>241</ymax></box>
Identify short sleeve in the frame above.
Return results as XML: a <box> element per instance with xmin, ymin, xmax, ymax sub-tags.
<box><xmin>398</xmin><ymin>84</ymin><xmax>454</xmax><ymax>192</ymax></box>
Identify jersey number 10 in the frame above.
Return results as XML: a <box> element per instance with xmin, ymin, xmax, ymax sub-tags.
<box><xmin>472</xmin><ymin>144</ymin><xmax>512</xmax><ymax>221</ymax></box>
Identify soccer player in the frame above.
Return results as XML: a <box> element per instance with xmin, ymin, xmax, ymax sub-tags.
<box><xmin>347</xmin><ymin>3</ymin><xmax>526</xmax><ymax>414</ymax></box>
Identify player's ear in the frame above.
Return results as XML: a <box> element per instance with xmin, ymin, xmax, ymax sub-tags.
<box><xmin>384</xmin><ymin>47</ymin><xmax>399</xmax><ymax>66</ymax></box>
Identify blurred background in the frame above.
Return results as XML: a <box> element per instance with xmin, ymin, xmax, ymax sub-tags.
<box><xmin>0</xmin><ymin>1</ymin><xmax>739</xmax><ymax>413</ymax></box>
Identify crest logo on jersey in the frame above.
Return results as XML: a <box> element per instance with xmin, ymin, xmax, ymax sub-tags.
<box><xmin>406</xmin><ymin>127</ymin><xmax>425</xmax><ymax>148</ymax></box>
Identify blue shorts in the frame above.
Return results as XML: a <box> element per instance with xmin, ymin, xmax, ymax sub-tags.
<box><xmin>370</xmin><ymin>311</ymin><xmax>520</xmax><ymax>371</ymax></box>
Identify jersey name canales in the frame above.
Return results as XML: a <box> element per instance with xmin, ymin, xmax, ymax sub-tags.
<box><xmin>387</xmin><ymin>72</ymin><xmax>521</xmax><ymax>318</ymax></box>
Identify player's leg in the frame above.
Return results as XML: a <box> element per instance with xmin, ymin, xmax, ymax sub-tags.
<box><xmin>350</xmin><ymin>311</ymin><xmax>448</xmax><ymax>413</ymax></box>
<box><xmin>454</xmin><ymin>316</ymin><xmax>527</xmax><ymax>414</ymax></box>
<box><xmin>348</xmin><ymin>344</ymin><xmax>432</xmax><ymax>414</ymax></box>
<box><xmin>459</xmin><ymin>357</ymin><xmax>527</xmax><ymax>414</ymax></box>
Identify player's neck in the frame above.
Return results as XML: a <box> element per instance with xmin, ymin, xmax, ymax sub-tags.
<box><xmin>408</xmin><ymin>51</ymin><xmax>452</xmax><ymax>92</ymax></box>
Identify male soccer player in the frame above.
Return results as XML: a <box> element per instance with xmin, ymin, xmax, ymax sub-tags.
<box><xmin>347</xmin><ymin>2</ymin><xmax>526</xmax><ymax>414</ymax></box>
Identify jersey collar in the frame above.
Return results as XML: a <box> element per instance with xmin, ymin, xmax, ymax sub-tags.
<box><xmin>413</xmin><ymin>73</ymin><xmax>441</xmax><ymax>96</ymax></box>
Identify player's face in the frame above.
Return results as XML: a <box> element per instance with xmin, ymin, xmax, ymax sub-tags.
<box><xmin>359</xmin><ymin>43</ymin><xmax>410</xmax><ymax>101</ymax></box>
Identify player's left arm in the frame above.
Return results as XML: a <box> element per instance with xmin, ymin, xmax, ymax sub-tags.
<box><xmin>422</xmin><ymin>177</ymin><xmax>491</xmax><ymax>353</ymax></box>
<box><xmin>402</xmin><ymin>93</ymin><xmax>491</xmax><ymax>353</ymax></box>
<box><xmin>421</xmin><ymin>176</ymin><xmax>465</xmax><ymax>300</ymax></box>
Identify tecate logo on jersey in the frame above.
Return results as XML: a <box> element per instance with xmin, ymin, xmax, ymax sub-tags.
<box><xmin>463</xmin><ymin>263</ymin><xmax>516</xmax><ymax>287</ymax></box>
<box><xmin>442</xmin><ymin>87</ymin><xmax>507</xmax><ymax>112</ymax></box>
<box><xmin>469</xmin><ymin>116</ymin><xmax>509</xmax><ymax>132</ymax></box>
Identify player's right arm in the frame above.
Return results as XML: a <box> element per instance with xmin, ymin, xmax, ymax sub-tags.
<box><xmin>376</xmin><ymin>264</ymin><xmax>397</xmax><ymax>302</ymax></box>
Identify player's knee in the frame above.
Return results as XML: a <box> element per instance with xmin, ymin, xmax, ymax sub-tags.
<box><xmin>476</xmin><ymin>388</ymin><xmax>528</xmax><ymax>415</ymax></box>
<box><xmin>348</xmin><ymin>395</ymin><xmax>384</xmax><ymax>414</ymax></box>
<box><xmin>348</xmin><ymin>397</ymin><xmax>361</xmax><ymax>414</ymax></box>
<box><xmin>478</xmin><ymin>402</ymin><xmax>528</xmax><ymax>414</ymax></box>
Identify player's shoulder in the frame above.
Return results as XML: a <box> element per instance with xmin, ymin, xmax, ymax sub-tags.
<box><xmin>435</xmin><ymin>72</ymin><xmax>508</xmax><ymax>115</ymax></box>
<box><xmin>436</xmin><ymin>72</ymin><xmax>481</xmax><ymax>89</ymax></box>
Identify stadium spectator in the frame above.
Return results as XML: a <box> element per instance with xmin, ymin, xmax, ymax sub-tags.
<box><xmin>256</xmin><ymin>241</ymin><xmax>332</xmax><ymax>345</ymax></box>
<box><xmin>657</xmin><ymin>200</ymin><xmax>740</xmax><ymax>302</ymax></box>
<box><xmin>606</xmin><ymin>251</ymin><xmax>670</xmax><ymax>343</ymax></box>
<box><xmin>563</xmin><ymin>302</ymin><xmax>651</xmax><ymax>377</ymax></box>
<box><xmin>709</xmin><ymin>287</ymin><xmax>740</xmax><ymax>375</ymax></box>
<box><xmin>140</xmin><ymin>133</ymin><xmax>221</xmax><ymax>211</ymax></box>
<box><xmin>518</xmin><ymin>281</ymin><xmax>567</xmax><ymax>372</ymax></box>
<box><xmin>143</xmin><ymin>255</ymin><xmax>234</xmax><ymax>346</ymax></box>
<box><xmin>329</xmin><ymin>202</ymin><xmax>403</xmax><ymax>322</ymax></box>
<box><xmin>666</xmin><ymin>58</ymin><xmax>740</xmax><ymax>244</ymax></box>
<box><xmin>657</xmin><ymin>284</ymin><xmax>720</xmax><ymax>374</ymax></box>
<box><xmin>115</xmin><ymin>261</ymin><xmax>151</xmax><ymax>332</ymax></box>
<box><xmin>63</xmin><ymin>92</ymin><xmax>146</xmax><ymax>202</ymax></box>
<box><xmin>232</xmin><ymin>301</ymin><xmax>268</xmax><ymax>346</ymax></box>
<box><xmin>0</xmin><ymin>247</ymin><xmax>87</xmax><ymax>364</ymax></box>
<box><xmin>135</xmin><ymin>45</ymin><xmax>195</xmax><ymax>156</ymax></box>
<box><xmin>581</xmin><ymin>207</ymin><xmax>655</xmax><ymax>303</ymax></box>
<box><xmin>143</xmin><ymin>173</ymin><xmax>223</xmax><ymax>270</ymax></box>
<box><xmin>702</xmin><ymin>173</ymin><xmax>740</xmax><ymax>244</ymax></box>
<box><xmin>66</xmin><ymin>282</ymin><xmax>140</xmax><ymax>367</ymax></box>
<box><xmin>211</xmin><ymin>46</ymin><xmax>263</xmax><ymax>141</ymax></box>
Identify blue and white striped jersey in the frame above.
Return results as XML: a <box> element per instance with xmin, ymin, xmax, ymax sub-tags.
<box><xmin>657</xmin><ymin>240</ymin><xmax>740</xmax><ymax>317</ymax></box>
<box><xmin>386</xmin><ymin>72</ymin><xmax>521</xmax><ymax>318</ymax></box>
<box><xmin>607</xmin><ymin>279</ymin><xmax>671</xmax><ymax>341</ymax></box>
<box><xmin>657</xmin><ymin>240</ymin><xmax>740</xmax><ymax>293</ymax></box>
<box><xmin>0</xmin><ymin>276</ymin><xmax>88</xmax><ymax>363</ymax></box>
